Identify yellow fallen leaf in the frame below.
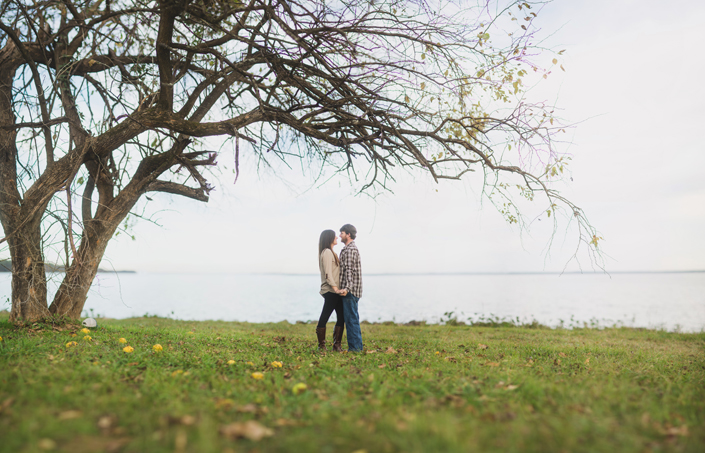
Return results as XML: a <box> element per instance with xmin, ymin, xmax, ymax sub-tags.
<box><xmin>251</xmin><ymin>372</ymin><xmax>264</xmax><ymax>380</ymax></box>
<box><xmin>152</xmin><ymin>344</ymin><xmax>163</xmax><ymax>352</ymax></box>
<box><xmin>80</xmin><ymin>328</ymin><xmax>90</xmax><ymax>334</ymax></box>
<box><xmin>270</xmin><ymin>361</ymin><xmax>283</xmax><ymax>368</ymax></box>
<box><xmin>292</xmin><ymin>383</ymin><xmax>308</xmax><ymax>395</ymax></box>
<box><xmin>65</xmin><ymin>341</ymin><xmax>78</xmax><ymax>348</ymax></box>
<box><xmin>82</xmin><ymin>335</ymin><xmax>92</xmax><ymax>341</ymax></box>
<box><xmin>220</xmin><ymin>420</ymin><xmax>273</xmax><ymax>441</ymax></box>
<box><xmin>246</xmin><ymin>361</ymin><xmax>255</xmax><ymax>366</ymax></box>
<box><xmin>123</xmin><ymin>346</ymin><xmax>134</xmax><ymax>353</ymax></box>
<box><xmin>227</xmin><ymin>360</ymin><xmax>236</xmax><ymax>365</ymax></box>
<box><xmin>118</xmin><ymin>338</ymin><xmax>127</xmax><ymax>344</ymax></box>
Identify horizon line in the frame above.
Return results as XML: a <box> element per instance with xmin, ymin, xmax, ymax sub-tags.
<box><xmin>72</xmin><ymin>269</ymin><xmax>705</xmax><ymax>276</ymax></box>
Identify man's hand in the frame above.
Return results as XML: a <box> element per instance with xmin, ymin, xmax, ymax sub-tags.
<box><xmin>339</xmin><ymin>289</ymin><xmax>348</xmax><ymax>297</ymax></box>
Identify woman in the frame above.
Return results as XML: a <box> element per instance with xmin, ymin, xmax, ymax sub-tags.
<box><xmin>316</xmin><ymin>229</ymin><xmax>345</xmax><ymax>352</ymax></box>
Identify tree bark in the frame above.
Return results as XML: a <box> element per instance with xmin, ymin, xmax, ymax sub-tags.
<box><xmin>49</xmin><ymin>218</ymin><xmax>114</xmax><ymax>318</ymax></box>
<box><xmin>7</xmin><ymin>220</ymin><xmax>50</xmax><ymax>323</ymax></box>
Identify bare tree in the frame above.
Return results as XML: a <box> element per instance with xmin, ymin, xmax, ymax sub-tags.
<box><xmin>0</xmin><ymin>0</ymin><xmax>598</xmax><ymax>323</ymax></box>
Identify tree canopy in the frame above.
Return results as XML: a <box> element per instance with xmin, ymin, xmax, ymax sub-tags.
<box><xmin>0</xmin><ymin>0</ymin><xmax>598</xmax><ymax>323</ymax></box>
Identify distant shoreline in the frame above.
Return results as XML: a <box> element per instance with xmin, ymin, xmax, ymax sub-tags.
<box><xmin>0</xmin><ymin>260</ymin><xmax>135</xmax><ymax>274</ymax></box>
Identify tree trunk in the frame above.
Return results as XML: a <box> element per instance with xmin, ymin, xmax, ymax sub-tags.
<box><xmin>49</xmin><ymin>219</ymin><xmax>115</xmax><ymax>318</ymax></box>
<box><xmin>7</xmin><ymin>220</ymin><xmax>50</xmax><ymax>323</ymax></box>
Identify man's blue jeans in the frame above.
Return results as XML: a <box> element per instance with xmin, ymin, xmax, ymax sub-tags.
<box><xmin>342</xmin><ymin>294</ymin><xmax>363</xmax><ymax>352</ymax></box>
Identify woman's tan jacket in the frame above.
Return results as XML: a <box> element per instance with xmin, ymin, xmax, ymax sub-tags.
<box><xmin>319</xmin><ymin>248</ymin><xmax>340</xmax><ymax>295</ymax></box>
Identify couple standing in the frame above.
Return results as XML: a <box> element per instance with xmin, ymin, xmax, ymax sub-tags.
<box><xmin>317</xmin><ymin>224</ymin><xmax>363</xmax><ymax>352</ymax></box>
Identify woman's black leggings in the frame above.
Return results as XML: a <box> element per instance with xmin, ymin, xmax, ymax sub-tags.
<box><xmin>317</xmin><ymin>291</ymin><xmax>345</xmax><ymax>328</ymax></box>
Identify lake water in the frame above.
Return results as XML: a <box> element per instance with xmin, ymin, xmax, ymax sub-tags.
<box><xmin>1</xmin><ymin>272</ymin><xmax>704</xmax><ymax>332</ymax></box>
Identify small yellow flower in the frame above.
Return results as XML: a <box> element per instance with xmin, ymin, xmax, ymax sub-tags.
<box><xmin>123</xmin><ymin>346</ymin><xmax>134</xmax><ymax>353</ymax></box>
<box><xmin>82</xmin><ymin>335</ymin><xmax>92</xmax><ymax>341</ymax></box>
<box><xmin>227</xmin><ymin>360</ymin><xmax>236</xmax><ymax>365</ymax></box>
<box><xmin>292</xmin><ymin>383</ymin><xmax>308</xmax><ymax>395</ymax></box>
<box><xmin>271</xmin><ymin>361</ymin><xmax>283</xmax><ymax>368</ymax></box>
<box><xmin>246</xmin><ymin>361</ymin><xmax>255</xmax><ymax>366</ymax></box>
<box><xmin>66</xmin><ymin>341</ymin><xmax>78</xmax><ymax>348</ymax></box>
<box><xmin>152</xmin><ymin>344</ymin><xmax>163</xmax><ymax>352</ymax></box>
<box><xmin>251</xmin><ymin>372</ymin><xmax>264</xmax><ymax>380</ymax></box>
<box><xmin>118</xmin><ymin>338</ymin><xmax>127</xmax><ymax>344</ymax></box>
<box><xmin>80</xmin><ymin>328</ymin><xmax>90</xmax><ymax>334</ymax></box>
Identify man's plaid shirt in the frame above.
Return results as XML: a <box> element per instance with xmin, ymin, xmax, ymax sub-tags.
<box><xmin>340</xmin><ymin>240</ymin><xmax>363</xmax><ymax>298</ymax></box>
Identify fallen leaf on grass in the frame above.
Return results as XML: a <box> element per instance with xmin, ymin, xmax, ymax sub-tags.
<box><xmin>122</xmin><ymin>346</ymin><xmax>134</xmax><ymax>353</ymax></box>
<box><xmin>444</xmin><ymin>357</ymin><xmax>457</xmax><ymax>363</ymax></box>
<box><xmin>665</xmin><ymin>425</ymin><xmax>689</xmax><ymax>437</ymax></box>
<box><xmin>0</xmin><ymin>398</ymin><xmax>14</xmax><ymax>414</ymax></box>
<box><xmin>81</xmin><ymin>328</ymin><xmax>91</xmax><ymax>334</ymax></box>
<box><xmin>251</xmin><ymin>372</ymin><xmax>264</xmax><ymax>380</ymax></box>
<box><xmin>58</xmin><ymin>410</ymin><xmax>82</xmax><ymax>420</ymax></box>
<box><xmin>366</xmin><ymin>350</ymin><xmax>377</xmax><ymax>354</ymax></box>
<box><xmin>378</xmin><ymin>364</ymin><xmax>386</xmax><ymax>369</ymax></box>
<box><xmin>554</xmin><ymin>358</ymin><xmax>561</xmax><ymax>366</ymax></box>
<box><xmin>236</xmin><ymin>403</ymin><xmax>259</xmax><ymax>414</ymax></box>
<box><xmin>220</xmin><ymin>421</ymin><xmax>273</xmax><ymax>441</ymax></box>
<box><xmin>292</xmin><ymin>383</ymin><xmax>308</xmax><ymax>395</ymax></box>
<box><xmin>227</xmin><ymin>360</ymin><xmax>236</xmax><ymax>365</ymax></box>
<box><xmin>37</xmin><ymin>438</ymin><xmax>56</xmax><ymax>450</ymax></box>
<box><xmin>505</xmin><ymin>385</ymin><xmax>519</xmax><ymax>391</ymax></box>
<box><xmin>478</xmin><ymin>344</ymin><xmax>489</xmax><ymax>350</ymax></box>
<box><xmin>484</xmin><ymin>362</ymin><xmax>500</xmax><ymax>367</ymax></box>
<box><xmin>584</xmin><ymin>357</ymin><xmax>590</xmax><ymax>365</ymax></box>
<box><xmin>214</xmin><ymin>398</ymin><xmax>236</xmax><ymax>410</ymax></box>
<box><xmin>118</xmin><ymin>338</ymin><xmax>127</xmax><ymax>344</ymax></box>
<box><xmin>385</xmin><ymin>347</ymin><xmax>397</xmax><ymax>354</ymax></box>
<box><xmin>558</xmin><ymin>352</ymin><xmax>567</xmax><ymax>357</ymax></box>
<box><xmin>97</xmin><ymin>415</ymin><xmax>116</xmax><ymax>430</ymax></box>
<box><xmin>274</xmin><ymin>418</ymin><xmax>298</xmax><ymax>427</ymax></box>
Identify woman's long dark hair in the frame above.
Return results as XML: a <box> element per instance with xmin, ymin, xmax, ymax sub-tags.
<box><xmin>318</xmin><ymin>230</ymin><xmax>339</xmax><ymax>266</ymax></box>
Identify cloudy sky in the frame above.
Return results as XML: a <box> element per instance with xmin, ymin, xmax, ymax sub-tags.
<box><xmin>39</xmin><ymin>0</ymin><xmax>705</xmax><ymax>274</ymax></box>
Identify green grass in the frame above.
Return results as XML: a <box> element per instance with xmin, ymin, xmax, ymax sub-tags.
<box><xmin>0</xmin><ymin>313</ymin><xmax>703</xmax><ymax>453</ymax></box>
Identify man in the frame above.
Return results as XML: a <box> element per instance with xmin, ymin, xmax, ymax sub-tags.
<box><xmin>338</xmin><ymin>224</ymin><xmax>363</xmax><ymax>352</ymax></box>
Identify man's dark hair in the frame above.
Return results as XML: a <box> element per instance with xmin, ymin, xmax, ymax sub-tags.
<box><xmin>340</xmin><ymin>224</ymin><xmax>357</xmax><ymax>240</ymax></box>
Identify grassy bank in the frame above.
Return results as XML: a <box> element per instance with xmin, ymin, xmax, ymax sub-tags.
<box><xmin>0</xmin><ymin>314</ymin><xmax>703</xmax><ymax>452</ymax></box>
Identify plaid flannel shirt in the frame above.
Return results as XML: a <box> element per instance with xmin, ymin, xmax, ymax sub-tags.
<box><xmin>340</xmin><ymin>240</ymin><xmax>363</xmax><ymax>298</ymax></box>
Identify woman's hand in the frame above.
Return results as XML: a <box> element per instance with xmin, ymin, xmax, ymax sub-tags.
<box><xmin>338</xmin><ymin>289</ymin><xmax>348</xmax><ymax>297</ymax></box>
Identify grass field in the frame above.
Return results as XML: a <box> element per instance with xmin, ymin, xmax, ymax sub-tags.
<box><xmin>0</xmin><ymin>313</ymin><xmax>703</xmax><ymax>452</ymax></box>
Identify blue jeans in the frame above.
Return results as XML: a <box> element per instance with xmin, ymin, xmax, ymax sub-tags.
<box><xmin>342</xmin><ymin>294</ymin><xmax>363</xmax><ymax>351</ymax></box>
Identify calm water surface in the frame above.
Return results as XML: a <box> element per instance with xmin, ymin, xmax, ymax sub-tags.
<box><xmin>1</xmin><ymin>272</ymin><xmax>703</xmax><ymax>332</ymax></box>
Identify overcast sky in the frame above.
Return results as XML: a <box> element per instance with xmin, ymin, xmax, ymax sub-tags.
<box><xmin>13</xmin><ymin>0</ymin><xmax>705</xmax><ymax>275</ymax></box>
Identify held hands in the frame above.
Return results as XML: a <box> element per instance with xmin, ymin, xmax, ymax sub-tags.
<box><xmin>337</xmin><ymin>289</ymin><xmax>348</xmax><ymax>297</ymax></box>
